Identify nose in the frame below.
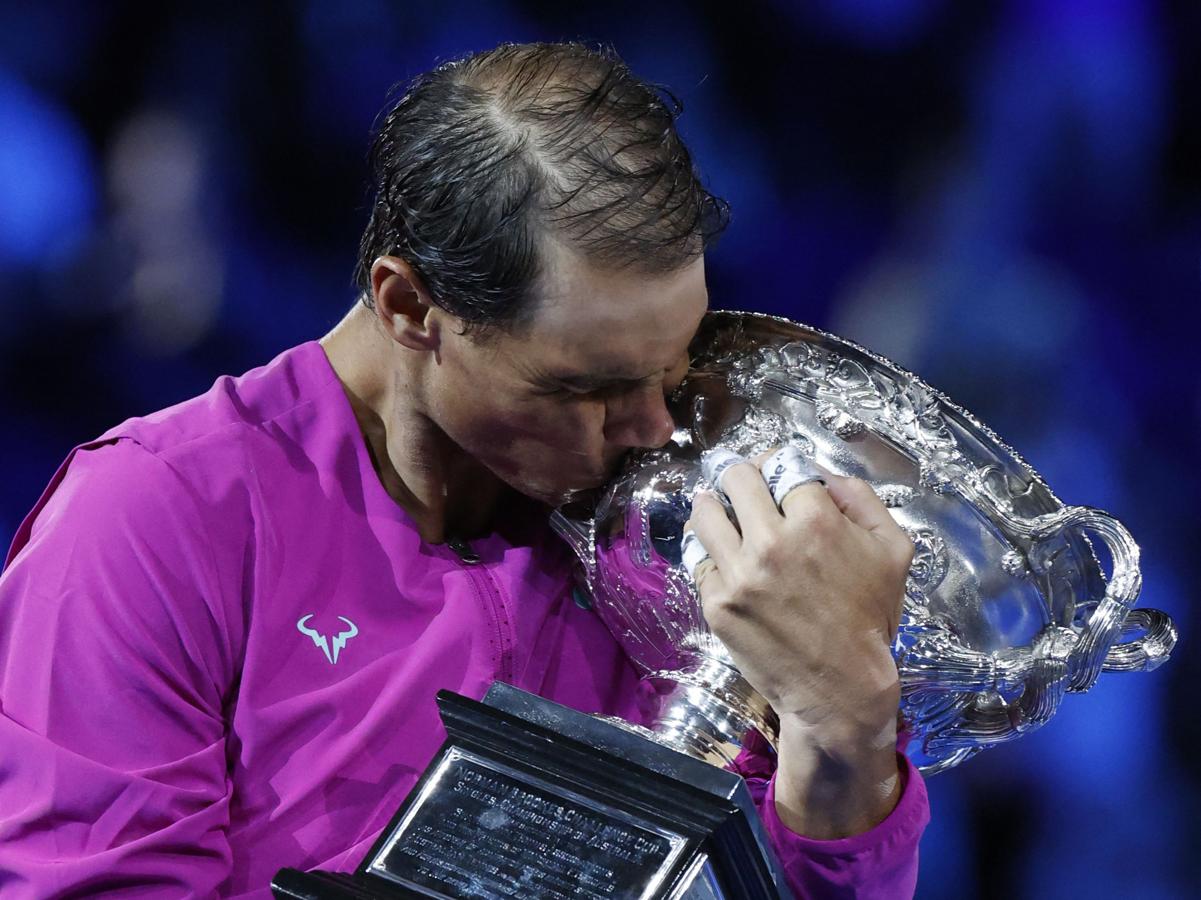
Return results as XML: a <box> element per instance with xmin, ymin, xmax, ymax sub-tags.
<box><xmin>602</xmin><ymin>382</ymin><xmax>676</xmax><ymax>449</ymax></box>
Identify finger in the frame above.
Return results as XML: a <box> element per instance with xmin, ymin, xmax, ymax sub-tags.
<box><xmin>776</xmin><ymin>480</ymin><xmax>833</xmax><ymax>524</ymax></box>
<box><xmin>822</xmin><ymin>475</ymin><xmax>904</xmax><ymax>538</ymax></box>
<box><xmin>684</xmin><ymin>489</ymin><xmax>742</xmax><ymax>573</ymax></box>
<box><xmin>691</xmin><ymin>556</ymin><xmax>726</xmax><ymax>600</ymax></box>
<box><xmin>700</xmin><ymin>449</ymin><xmax>781</xmax><ymax>540</ymax></box>
<box><xmin>700</xmin><ymin>448</ymin><xmax>747</xmax><ymax>493</ymax></box>
<box><xmin>680</xmin><ymin>528</ymin><xmax>710</xmax><ymax>580</ymax></box>
<box><xmin>761</xmin><ymin>445</ymin><xmax>827</xmax><ymax>508</ymax></box>
<box><xmin>820</xmin><ymin>476</ymin><xmax>914</xmax><ymax>580</ymax></box>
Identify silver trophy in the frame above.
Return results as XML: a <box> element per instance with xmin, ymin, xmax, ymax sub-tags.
<box><xmin>552</xmin><ymin>311</ymin><xmax>1178</xmax><ymax>775</ymax></box>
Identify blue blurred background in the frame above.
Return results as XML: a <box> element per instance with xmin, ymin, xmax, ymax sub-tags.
<box><xmin>1</xmin><ymin>2</ymin><xmax>1197</xmax><ymax>896</ymax></box>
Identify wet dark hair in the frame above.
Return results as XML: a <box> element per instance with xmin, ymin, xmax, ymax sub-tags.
<box><xmin>353</xmin><ymin>41</ymin><xmax>729</xmax><ymax>336</ymax></box>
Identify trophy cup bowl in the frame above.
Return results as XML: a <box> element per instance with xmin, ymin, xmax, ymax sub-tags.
<box><xmin>551</xmin><ymin>310</ymin><xmax>1178</xmax><ymax>775</ymax></box>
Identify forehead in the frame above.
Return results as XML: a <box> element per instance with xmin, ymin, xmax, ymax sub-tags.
<box><xmin>514</xmin><ymin>244</ymin><xmax>709</xmax><ymax>378</ymax></box>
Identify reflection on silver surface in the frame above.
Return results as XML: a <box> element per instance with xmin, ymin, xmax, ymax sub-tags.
<box><xmin>672</xmin><ymin>853</ymin><xmax>725</xmax><ymax>900</ymax></box>
<box><xmin>552</xmin><ymin>311</ymin><xmax>1178</xmax><ymax>775</ymax></box>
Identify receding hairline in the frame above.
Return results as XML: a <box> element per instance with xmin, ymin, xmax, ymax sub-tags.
<box><xmin>354</xmin><ymin>40</ymin><xmax>726</xmax><ymax>339</ymax></box>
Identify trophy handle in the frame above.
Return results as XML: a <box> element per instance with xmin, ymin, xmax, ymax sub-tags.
<box><xmin>1100</xmin><ymin>607</ymin><xmax>1177</xmax><ymax>673</ymax></box>
<box><xmin>901</xmin><ymin>505</ymin><xmax>1177</xmax><ymax>773</ymax></box>
<box><xmin>1024</xmin><ymin>506</ymin><xmax>1176</xmax><ymax>692</ymax></box>
<box><xmin>549</xmin><ymin>509</ymin><xmax>596</xmax><ymax>578</ymax></box>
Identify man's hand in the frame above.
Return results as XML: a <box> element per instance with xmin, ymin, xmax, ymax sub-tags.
<box><xmin>683</xmin><ymin>451</ymin><xmax>914</xmax><ymax>839</ymax></box>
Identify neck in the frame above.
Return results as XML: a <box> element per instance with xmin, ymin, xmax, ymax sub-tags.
<box><xmin>319</xmin><ymin>303</ymin><xmax>508</xmax><ymax>544</ymax></box>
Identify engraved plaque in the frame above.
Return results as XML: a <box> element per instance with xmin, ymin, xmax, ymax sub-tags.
<box><xmin>271</xmin><ymin>684</ymin><xmax>792</xmax><ymax>899</ymax></box>
<box><xmin>367</xmin><ymin>748</ymin><xmax>685</xmax><ymax>898</ymax></box>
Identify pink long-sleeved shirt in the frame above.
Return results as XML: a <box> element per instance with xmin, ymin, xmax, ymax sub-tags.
<box><xmin>0</xmin><ymin>341</ymin><xmax>928</xmax><ymax>898</ymax></box>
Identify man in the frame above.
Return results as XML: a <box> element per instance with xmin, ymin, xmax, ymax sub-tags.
<box><xmin>0</xmin><ymin>42</ymin><xmax>928</xmax><ymax>897</ymax></box>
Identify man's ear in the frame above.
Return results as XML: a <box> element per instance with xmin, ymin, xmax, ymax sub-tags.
<box><xmin>370</xmin><ymin>256</ymin><xmax>442</xmax><ymax>352</ymax></box>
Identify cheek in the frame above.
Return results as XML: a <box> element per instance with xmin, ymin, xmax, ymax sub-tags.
<box><xmin>518</xmin><ymin>399</ymin><xmax>606</xmax><ymax>450</ymax></box>
<box><xmin>456</xmin><ymin>397</ymin><xmax>605</xmax><ymax>461</ymax></box>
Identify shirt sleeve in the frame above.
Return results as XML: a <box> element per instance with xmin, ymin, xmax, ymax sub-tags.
<box><xmin>0</xmin><ymin>439</ymin><xmax>237</xmax><ymax>898</ymax></box>
<box><xmin>727</xmin><ymin>729</ymin><xmax>930</xmax><ymax>900</ymax></box>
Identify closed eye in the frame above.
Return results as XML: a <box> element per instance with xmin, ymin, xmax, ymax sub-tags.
<box><xmin>531</xmin><ymin>382</ymin><xmax>602</xmax><ymax>399</ymax></box>
<box><xmin>556</xmin><ymin>372</ymin><xmax>660</xmax><ymax>393</ymax></box>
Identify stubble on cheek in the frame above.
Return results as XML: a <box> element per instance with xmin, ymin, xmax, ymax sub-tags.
<box><xmin>474</xmin><ymin>406</ymin><xmax>602</xmax><ymax>494</ymax></box>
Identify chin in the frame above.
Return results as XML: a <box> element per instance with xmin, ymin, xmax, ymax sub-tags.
<box><xmin>547</xmin><ymin>484</ymin><xmax>606</xmax><ymax>510</ymax></box>
<box><xmin>515</xmin><ymin>473</ymin><xmax>608</xmax><ymax>509</ymax></box>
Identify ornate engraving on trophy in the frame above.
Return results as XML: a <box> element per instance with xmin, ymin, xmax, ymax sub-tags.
<box><xmin>366</xmin><ymin>748</ymin><xmax>687</xmax><ymax>899</ymax></box>
<box><xmin>745</xmin><ymin>339</ymin><xmax>1046</xmax><ymax>513</ymax></box>
<box><xmin>1001</xmin><ymin>549</ymin><xmax>1028</xmax><ymax>577</ymax></box>
<box><xmin>815</xmin><ymin>400</ymin><xmax>867</xmax><ymax>438</ymax></box>
<box><xmin>875</xmin><ymin>484</ymin><xmax>918</xmax><ymax>508</ymax></box>
<box><xmin>901</xmin><ymin>527</ymin><xmax>949</xmax><ymax>597</ymax></box>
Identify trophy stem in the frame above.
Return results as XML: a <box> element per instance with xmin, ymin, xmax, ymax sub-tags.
<box><xmin>645</xmin><ymin>654</ymin><xmax>780</xmax><ymax>768</ymax></box>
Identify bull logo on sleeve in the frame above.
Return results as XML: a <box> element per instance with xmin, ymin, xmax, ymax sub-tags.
<box><xmin>296</xmin><ymin>614</ymin><xmax>358</xmax><ymax>665</ymax></box>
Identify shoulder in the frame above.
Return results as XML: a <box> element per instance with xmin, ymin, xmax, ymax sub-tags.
<box><xmin>4</xmin><ymin>436</ymin><xmax>246</xmax><ymax>664</ymax></box>
<box><xmin>98</xmin><ymin>341</ymin><xmax>337</xmax><ymax>456</ymax></box>
<box><xmin>10</xmin><ymin>438</ymin><xmax>231</xmax><ymax>618</ymax></box>
<box><xmin>33</xmin><ymin>437</ymin><xmax>210</xmax><ymax>542</ymax></box>
<box><xmin>1</xmin><ymin>437</ymin><xmax>245</xmax><ymax>703</ymax></box>
<box><xmin>9</xmin><ymin>430</ymin><xmax>248</xmax><ymax>586</ymax></box>
<box><xmin>51</xmin><ymin>340</ymin><xmax>349</xmax><ymax>540</ymax></box>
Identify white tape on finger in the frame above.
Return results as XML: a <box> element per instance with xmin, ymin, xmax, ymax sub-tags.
<box><xmin>680</xmin><ymin>529</ymin><xmax>712</xmax><ymax>581</ymax></box>
<box><xmin>762</xmin><ymin>444</ymin><xmax>826</xmax><ymax>509</ymax></box>
<box><xmin>700</xmin><ymin>448</ymin><xmax>748</xmax><ymax>495</ymax></box>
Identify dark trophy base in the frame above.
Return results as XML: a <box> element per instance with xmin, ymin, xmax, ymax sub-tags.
<box><xmin>272</xmin><ymin>683</ymin><xmax>792</xmax><ymax>899</ymax></box>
